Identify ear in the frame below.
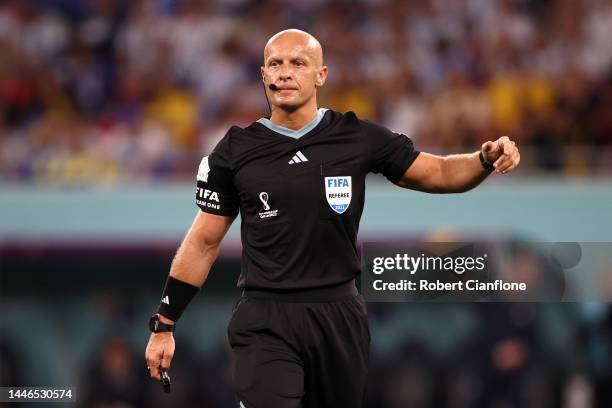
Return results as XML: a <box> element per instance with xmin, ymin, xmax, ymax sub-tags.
<box><xmin>315</xmin><ymin>66</ymin><xmax>328</xmax><ymax>88</ymax></box>
<box><xmin>260</xmin><ymin>66</ymin><xmax>266</xmax><ymax>83</ymax></box>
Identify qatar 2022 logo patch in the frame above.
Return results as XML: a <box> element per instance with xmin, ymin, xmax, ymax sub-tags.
<box><xmin>324</xmin><ymin>176</ymin><xmax>352</xmax><ymax>214</ymax></box>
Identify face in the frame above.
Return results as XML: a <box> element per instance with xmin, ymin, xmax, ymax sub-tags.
<box><xmin>261</xmin><ymin>35</ymin><xmax>327</xmax><ymax>111</ymax></box>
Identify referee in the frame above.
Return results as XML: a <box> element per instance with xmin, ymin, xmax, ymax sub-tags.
<box><xmin>145</xmin><ymin>29</ymin><xmax>520</xmax><ymax>408</ymax></box>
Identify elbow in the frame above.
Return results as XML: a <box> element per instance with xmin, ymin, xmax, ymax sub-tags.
<box><xmin>437</xmin><ymin>184</ymin><xmax>475</xmax><ymax>194</ymax></box>
<box><xmin>433</xmin><ymin>187</ymin><xmax>466</xmax><ymax>194</ymax></box>
<box><xmin>201</xmin><ymin>241</ymin><xmax>221</xmax><ymax>264</ymax></box>
<box><xmin>449</xmin><ymin>184</ymin><xmax>474</xmax><ymax>194</ymax></box>
<box><xmin>186</xmin><ymin>233</ymin><xmax>221</xmax><ymax>264</ymax></box>
<box><xmin>426</xmin><ymin>185</ymin><xmax>447</xmax><ymax>194</ymax></box>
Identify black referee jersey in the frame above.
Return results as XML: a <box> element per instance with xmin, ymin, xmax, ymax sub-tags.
<box><xmin>195</xmin><ymin>108</ymin><xmax>420</xmax><ymax>292</ymax></box>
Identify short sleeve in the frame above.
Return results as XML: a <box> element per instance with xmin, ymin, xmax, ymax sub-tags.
<box><xmin>195</xmin><ymin>135</ymin><xmax>240</xmax><ymax>216</ymax></box>
<box><xmin>361</xmin><ymin>120</ymin><xmax>420</xmax><ymax>183</ymax></box>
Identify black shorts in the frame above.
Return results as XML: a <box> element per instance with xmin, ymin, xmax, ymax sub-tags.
<box><xmin>227</xmin><ymin>280</ymin><xmax>370</xmax><ymax>408</ymax></box>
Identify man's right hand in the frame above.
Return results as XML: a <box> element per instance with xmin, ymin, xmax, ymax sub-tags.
<box><xmin>145</xmin><ymin>320</ymin><xmax>176</xmax><ymax>381</ymax></box>
<box><xmin>143</xmin><ymin>212</ymin><xmax>234</xmax><ymax>380</ymax></box>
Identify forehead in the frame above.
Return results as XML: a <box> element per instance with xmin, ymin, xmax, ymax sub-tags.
<box><xmin>264</xmin><ymin>37</ymin><xmax>317</xmax><ymax>62</ymax></box>
<box><xmin>265</xmin><ymin>47</ymin><xmax>311</xmax><ymax>61</ymax></box>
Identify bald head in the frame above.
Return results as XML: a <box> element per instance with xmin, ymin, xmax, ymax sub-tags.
<box><xmin>261</xmin><ymin>29</ymin><xmax>328</xmax><ymax>113</ymax></box>
<box><xmin>264</xmin><ymin>29</ymin><xmax>323</xmax><ymax>68</ymax></box>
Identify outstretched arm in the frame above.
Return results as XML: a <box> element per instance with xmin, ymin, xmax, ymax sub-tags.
<box><xmin>397</xmin><ymin>136</ymin><xmax>520</xmax><ymax>193</ymax></box>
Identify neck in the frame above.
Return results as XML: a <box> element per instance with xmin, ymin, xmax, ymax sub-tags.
<box><xmin>270</xmin><ymin>99</ymin><xmax>318</xmax><ymax>130</ymax></box>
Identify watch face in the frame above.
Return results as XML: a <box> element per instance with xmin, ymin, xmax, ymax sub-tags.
<box><xmin>149</xmin><ymin>316</ymin><xmax>159</xmax><ymax>332</ymax></box>
<box><xmin>149</xmin><ymin>315</ymin><xmax>174</xmax><ymax>332</ymax></box>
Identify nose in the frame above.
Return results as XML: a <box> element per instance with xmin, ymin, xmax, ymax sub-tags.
<box><xmin>278</xmin><ymin>64</ymin><xmax>292</xmax><ymax>81</ymax></box>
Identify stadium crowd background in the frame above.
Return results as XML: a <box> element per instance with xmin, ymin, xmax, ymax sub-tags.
<box><xmin>1</xmin><ymin>0</ymin><xmax>612</xmax><ymax>185</ymax></box>
<box><xmin>1</xmin><ymin>0</ymin><xmax>612</xmax><ymax>407</ymax></box>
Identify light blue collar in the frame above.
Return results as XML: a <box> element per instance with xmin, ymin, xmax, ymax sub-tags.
<box><xmin>257</xmin><ymin>108</ymin><xmax>328</xmax><ymax>139</ymax></box>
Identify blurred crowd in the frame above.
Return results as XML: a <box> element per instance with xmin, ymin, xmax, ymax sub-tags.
<box><xmin>73</xmin><ymin>303</ymin><xmax>612</xmax><ymax>408</ymax></box>
<box><xmin>2</xmin><ymin>301</ymin><xmax>611</xmax><ymax>408</ymax></box>
<box><xmin>1</xmin><ymin>0</ymin><xmax>612</xmax><ymax>184</ymax></box>
<box><xmin>2</xmin><ymin>239</ymin><xmax>612</xmax><ymax>407</ymax></box>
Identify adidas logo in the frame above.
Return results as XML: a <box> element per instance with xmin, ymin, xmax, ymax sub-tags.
<box><xmin>288</xmin><ymin>151</ymin><xmax>308</xmax><ymax>164</ymax></box>
<box><xmin>161</xmin><ymin>296</ymin><xmax>170</xmax><ymax>305</ymax></box>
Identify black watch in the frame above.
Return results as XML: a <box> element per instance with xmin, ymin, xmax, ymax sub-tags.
<box><xmin>149</xmin><ymin>315</ymin><xmax>175</xmax><ymax>333</ymax></box>
<box><xmin>479</xmin><ymin>151</ymin><xmax>495</xmax><ymax>172</ymax></box>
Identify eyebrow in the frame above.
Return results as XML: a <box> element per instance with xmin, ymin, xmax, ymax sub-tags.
<box><xmin>267</xmin><ymin>57</ymin><xmax>309</xmax><ymax>65</ymax></box>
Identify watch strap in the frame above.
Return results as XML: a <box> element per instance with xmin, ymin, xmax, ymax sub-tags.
<box><xmin>479</xmin><ymin>151</ymin><xmax>495</xmax><ymax>172</ymax></box>
<box><xmin>150</xmin><ymin>315</ymin><xmax>175</xmax><ymax>333</ymax></box>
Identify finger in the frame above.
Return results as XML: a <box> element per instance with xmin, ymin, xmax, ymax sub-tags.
<box><xmin>493</xmin><ymin>143</ymin><xmax>513</xmax><ymax>166</ymax></box>
<box><xmin>160</xmin><ymin>350</ymin><xmax>174</xmax><ymax>372</ymax></box>
<box><xmin>481</xmin><ymin>141</ymin><xmax>496</xmax><ymax>153</ymax></box>
<box><xmin>497</xmin><ymin>153</ymin><xmax>512</xmax><ymax>170</ymax></box>
<box><xmin>146</xmin><ymin>365</ymin><xmax>158</xmax><ymax>381</ymax></box>
<box><xmin>497</xmin><ymin>136</ymin><xmax>513</xmax><ymax>154</ymax></box>
<box><xmin>149</xmin><ymin>364</ymin><xmax>161</xmax><ymax>381</ymax></box>
<box><xmin>495</xmin><ymin>152</ymin><xmax>514</xmax><ymax>169</ymax></box>
<box><xmin>502</xmin><ymin>139</ymin><xmax>515</xmax><ymax>156</ymax></box>
<box><xmin>506</xmin><ymin>151</ymin><xmax>521</xmax><ymax>172</ymax></box>
<box><xmin>497</xmin><ymin>154</ymin><xmax>520</xmax><ymax>173</ymax></box>
<box><xmin>502</xmin><ymin>140</ymin><xmax>512</xmax><ymax>156</ymax></box>
<box><xmin>493</xmin><ymin>155</ymin><xmax>506</xmax><ymax>169</ymax></box>
<box><xmin>497</xmin><ymin>161</ymin><xmax>514</xmax><ymax>173</ymax></box>
<box><xmin>146</xmin><ymin>354</ymin><xmax>162</xmax><ymax>380</ymax></box>
<box><xmin>494</xmin><ymin>155</ymin><xmax>512</xmax><ymax>171</ymax></box>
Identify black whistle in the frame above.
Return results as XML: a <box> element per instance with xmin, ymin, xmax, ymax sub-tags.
<box><xmin>161</xmin><ymin>371</ymin><xmax>171</xmax><ymax>394</ymax></box>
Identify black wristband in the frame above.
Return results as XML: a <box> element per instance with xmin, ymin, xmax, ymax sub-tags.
<box><xmin>156</xmin><ymin>276</ymin><xmax>200</xmax><ymax>322</ymax></box>
<box><xmin>479</xmin><ymin>151</ymin><xmax>494</xmax><ymax>172</ymax></box>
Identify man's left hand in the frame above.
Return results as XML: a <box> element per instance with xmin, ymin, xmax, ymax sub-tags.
<box><xmin>481</xmin><ymin>136</ymin><xmax>520</xmax><ymax>174</ymax></box>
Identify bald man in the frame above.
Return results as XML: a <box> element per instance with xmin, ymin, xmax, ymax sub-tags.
<box><xmin>145</xmin><ymin>29</ymin><xmax>520</xmax><ymax>407</ymax></box>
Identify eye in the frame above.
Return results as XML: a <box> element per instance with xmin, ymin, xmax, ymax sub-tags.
<box><xmin>269</xmin><ymin>61</ymin><xmax>279</xmax><ymax>67</ymax></box>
